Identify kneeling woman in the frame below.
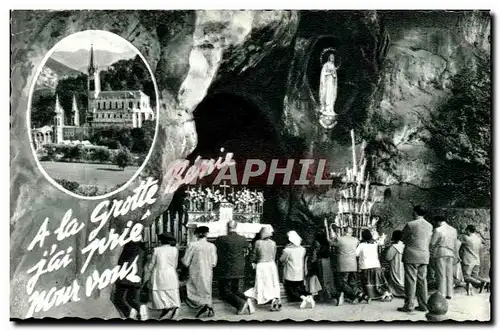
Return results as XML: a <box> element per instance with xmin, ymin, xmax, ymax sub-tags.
<box><xmin>146</xmin><ymin>233</ymin><xmax>181</xmax><ymax>320</ymax></box>
<box><xmin>356</xmin><ymin>229</ymin><xmax>393</xmax><ymax>302</ymax></box>
<box><xmin>245</xmin><ymin>227</ymin><xmax>282</xmax><ymax>311</ymax></box>
<box><xmin>182</xmin><ymin>226</ymin><xmax>218</xmax><ymax>318</ymax></box>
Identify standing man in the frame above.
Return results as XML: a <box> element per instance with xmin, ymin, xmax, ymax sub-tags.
<box><xmin>430</xmin><ymin>215</ymin><xmax>458</xmax><ymax>300</ymax></box>
<box><xmin>398</xmin><ymin>205</ymin><xmax>433</xmax><ymax>313</ymax></box>
<box><xmin>460</xmin><ymin>225</ymin><xmax>488</xmax><ymax>292</ymax></box>
<box><xmin>182</xmin><ymin>226</ymin><xmax>218</xmax><ymax>318</ymax></box>
<box><xmin>215</xmin><ymin>220</ymin><xmax>254</xmax><ymax>315</ymax></box>
<box><xmin>334</xmin><ymin>227</ymin><xmax>363</xmax><ymax>305</ymax></box>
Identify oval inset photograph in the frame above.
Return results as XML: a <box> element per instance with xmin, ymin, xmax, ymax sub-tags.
<box><xmin>28</xmin><ymin>30</ymin><xmax>159</xmax><ymax>199</ymax></box>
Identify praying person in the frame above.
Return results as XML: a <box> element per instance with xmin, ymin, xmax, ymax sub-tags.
<box><xmin>182</xmin><ymin>226</ymin><xmax>218</xmax><ymax>318</ymax></box>
<box><xmin>384</xmin><ymin>230</ymin><xmax>405</xmax><ymax>297</ymax></box>
<box><xmin>357</xmin><ymin>229</ymin><xmax>392</xmax><ymax>302</ymax></box>
<box><xmin>280</xmin><ymin>231</ymin><xmax>315</xmax><ymax>309</ymax></box>
<box><xmin>398</xmin><ymin>205</ymin><xmax>433</xmax><ymax>313</ymax></box>
<box><xmin>245</xmin><ymin>227</ymin><xmax>282</xmax><ymax>311</ymax></box>
<box><xmin>430</xmin><ymin>215</ymin><xmax>458</xmax><ymax>300</ymax></box>
<box><xmin>460</xmin><ymin>225</ymin><xmax>488</xmax><ymax>293</ymax></box>
<box><xmin>215</xmin><ymin>221</ymin><xmax>254</xmax><ymax>315</ymax></box>
<box><xmin>146</xmin><ymin>233</ymin><xmax>180</xmax><ymax>320</ymax></box>
<box><xmin>311</xmin><ymin>230</ymin><xmax>336</xmax><ymax>303</ymax></box>
<box><xmin>333</xmin><ymin>227</ymin><xmax>361</xmax><ymax>305</ymax></box>
<box><xmin>113</xmin><ymin>239</ymin><xmax>147</xmax><ymax>320</ymax></box>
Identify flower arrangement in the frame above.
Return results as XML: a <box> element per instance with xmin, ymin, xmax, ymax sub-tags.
<box><xmin>185</xmin><ymin>186</ymin><xmax>264</xmax><ymax>213</ymax></box>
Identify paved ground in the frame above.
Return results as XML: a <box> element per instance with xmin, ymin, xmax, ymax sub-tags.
<box><xmin>40</xmin><ymin>161</ymin><xmax>139</xmax><ymax>188</ymax></box>
<box><xmin>146</xmin><ymin>292</ymin><xmax>490</xmax><ymax>322</ymax></box>
<box><xmin>29</xmin><ymin>290</ymin><xmax>489</xmax><ymax>322</ymax></box>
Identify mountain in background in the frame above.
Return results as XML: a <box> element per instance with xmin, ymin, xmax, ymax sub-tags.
<box><xmin>35</xmin><ymin>57</ymin><xmax>83</xmax><ymax>90</ymax></box>
<box><xmin>51</xmin><ymin>48</ymin><xmax>137</xmax><ymax>73</ymax></box>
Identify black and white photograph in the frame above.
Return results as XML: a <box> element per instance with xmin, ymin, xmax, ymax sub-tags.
<box><xmin>28</xmin><ymin>30</ymin><xmax>158</xmax><ymax>198</ymax></box>
<box><xmin>9</xmin><ymin>9</ymin><xmax>491</xmax><ymax>323</ymax></box>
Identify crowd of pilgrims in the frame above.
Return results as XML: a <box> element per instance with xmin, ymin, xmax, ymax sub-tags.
<box><xmin>112</xmin><ymin>205</ymin><xmax>489</xmax><ymax>320</ymax></box>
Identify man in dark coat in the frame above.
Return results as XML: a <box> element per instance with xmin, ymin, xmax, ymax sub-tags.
<box><xmin>215</xmin><ymin>220</ymin><xmax>253</xmax><ymax>314</ymax></box>
<box><xmin>112</xmin><ymin>240</ymin><xmax>147</xmax><ymax>319</ymax></box>
<box><xmin>398</xmin><ymin>205</ymin><xmax>433</xmax><ymax>313</ymax></box>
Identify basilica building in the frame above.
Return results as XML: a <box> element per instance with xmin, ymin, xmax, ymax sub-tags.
<box><xmin>31</xmin><ymin>44</ymin><xmax>155</xmax><ymax>150</ymax></box>
<box><xmin>86</xmin><ymin>44</ymin><xmax>155</xmax><ymax>128</ymax></box>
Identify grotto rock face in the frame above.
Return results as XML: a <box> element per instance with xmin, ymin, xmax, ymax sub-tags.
<box><xmin>10</xmin><ymin>10</ymin><xmax>490</xmax><ymax>318</ymax></box>
<box><xmin>280</xmin><ymin>10</ymin><xmax>490</xmax><ymax>236</ymax></box>
<box><xmin>367</xmin><ymin>11</ymin><xmax>491</xmax><ymax>187</ymax></box>
<box><xmin>10</xmin><ymin>10</ymin><xmax>297</xmax><ymax>318</ymax></box>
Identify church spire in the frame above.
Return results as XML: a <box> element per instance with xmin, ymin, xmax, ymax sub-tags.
<box><xmin>88</xmin><ymin>44</ymin><xmax>96</xmax><ymax>75</ymax></box>
<box><xmin>55</xmin><ymin>94</ymin><xmax>63</xmax><ymax>115</ymax></box>
<box><xmin>72</xmin><ymin>94</ymin><xmax>80</xmax><ymax>127</ymax></box>
<box><xmin>54</xmin><ymin>94</ymin><xmax>64</xmax><ymax>143</ymax></box>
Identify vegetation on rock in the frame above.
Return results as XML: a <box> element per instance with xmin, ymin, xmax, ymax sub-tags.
<box><xmin>421</xmin><ymin>50</ymin><xmax>491</xmax><ymax>208</ymax></box>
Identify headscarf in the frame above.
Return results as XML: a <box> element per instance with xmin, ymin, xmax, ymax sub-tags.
<box><xmin>287</xmin><ymin>230</ymin><xmax>302</xmax><ymax>246</ymax></box>
<box><xmin>259</xmin><ymin>226</ymin><xmax>273</xmax><ymax>239</ymax></box>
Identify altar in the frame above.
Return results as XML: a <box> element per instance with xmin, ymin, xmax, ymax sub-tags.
<box><xmin>143</xmin><ymin>182</ymin><xmax>271</xmax><ymax>250</ymax></box>
<box><xmin>184</xmin><ymin>183</ymin><xmax>271</xmax><ymax>243</ymax></box>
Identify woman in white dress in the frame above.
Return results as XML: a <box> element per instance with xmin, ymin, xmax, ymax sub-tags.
<box><xmin>146</xmin><ymin>233</ymin><xmax>181</xmax><ymax>320</ymax></box>
<box><xmin>319</xmin><ymin>53</ymin><xmax>339</xmax><ymax>116</ymax></box>
<box><xmin>245</xmin><ymin>227</ymin><xmax>282</xmax><ymax>311</ymax></box>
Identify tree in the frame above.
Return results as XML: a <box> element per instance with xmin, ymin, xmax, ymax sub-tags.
<box><xmin>99</xmin><ymin>55</ymin><xmax>156</xmax><ymax>108</ymax></box>
<box><xmin>421</xmin><ymin>50</ymin><xmax>491</xmax><ymax>207</ymax></box>
<box><xmin>141</xmin><ymin>120</ymin><xmax>155</xmax><ymax>149</ymax></box>
<box><xmin>92</xmin><ymin>147</ymin><xmax>111</xmax><ymax>163</ymax></box>
<box><xmin>45</xmin><ymin>145</ymin><xmax>57</xmax><ymax>160</ymax></box>
<box><xmin>55</xmin><ymin>74</ymin><xmax>88</xmax><ymax>121</ymax></box>
<box><xmin>56</xmin><ymin>179</ymin><xmax>80</xmax><ymax>192</ymax></box>
<box><xmin>114</xmin><ymin>147</ymin><xmax>133</xmax><ymax>170</ymax></box>
<box><xmin>31</xmin><ymin>90</ymin><xmax>56</xmax><ymax>127</ymax></box>
<box><xmin>65</xmin><ymin>144</ymin><xmax>85</xmax><ymax>161</ymax></box>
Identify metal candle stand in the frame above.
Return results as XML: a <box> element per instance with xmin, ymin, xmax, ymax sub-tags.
<box><xmin>327</xmin><ymin>129</ymin><xmax>382</xmax><ymax>241</ymax></box>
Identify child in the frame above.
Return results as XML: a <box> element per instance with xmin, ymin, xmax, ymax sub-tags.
<box><xmin>280</xmin><ymin>231</ymin><xmax>315</xmax><ymax>309</ymax></box>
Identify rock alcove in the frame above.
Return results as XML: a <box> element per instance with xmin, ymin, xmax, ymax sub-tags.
<box><xmin>10</xmin><ymin>10</ymin><xmax>490</xmax><ymax>319</ymax></box>
<box><xmin>169</xmin><ymin>92</ymin><xmax>286</xmax><ymax>232</ymax></box>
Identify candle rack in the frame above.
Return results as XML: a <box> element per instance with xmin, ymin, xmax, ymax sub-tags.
<box><xmin>326</xmin><ymin>129</ymin><xmax>383</xmax><ymax>240</ymax></box>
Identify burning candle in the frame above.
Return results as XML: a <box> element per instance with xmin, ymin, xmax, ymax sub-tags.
<box><xmin>158</xmin><ymin>215</ymin><xmax>163</xmax><ymax>235</ymax></box>
<box><xmin>360</xmin><ymin>159</ymin><xmax>367</xmax><ymax>182</ymax></box>
<box><xmin>351</xmin><ymin>130</ymin><xmax>357</xmax><ymax>176</ymax></box>
<box><xmin>365</xmin><ymin>180</ymin><xmax>370</xmax><ymax>200</ymax></box>
<box><xmin>151</xmin><ymin>222</ymin><xmax>156</xmax><ymax>246</ymax></box>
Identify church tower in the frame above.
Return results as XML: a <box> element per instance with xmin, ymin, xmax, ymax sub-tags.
<box><xmin>72</xmin><ymin>94</ymin><xmax>80</xmax><ymax>126</ymax></box>
<box><xmin>87</xmin><ymin>44</ymin><xmax>100</xmax><ymax>125</ymax></box>
<box><xmin>87</xmin><ymin>44</ymin><xmax>100</xmax><ymax>93</ymax></box>
<box><xmin>54</xmin><ymin>94</ymin><xmax>64</xmax><ymax>144</ymax></box>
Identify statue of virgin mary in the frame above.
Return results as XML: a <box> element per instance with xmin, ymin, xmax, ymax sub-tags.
<box><xmin>320</xmin><ymin>51</ymin><xmax>339</xmax><ymax>116</ymax></box>
<box><xmin>318</xmin><ymin>49</ymin><xmax>340</xmax><ymax>129</ymax></box>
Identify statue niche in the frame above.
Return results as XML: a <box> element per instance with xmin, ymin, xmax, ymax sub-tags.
<box><xmin>318</xmin><ymin>47</ymin><xmax>340</xmax><ymax>129</ymax></box>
